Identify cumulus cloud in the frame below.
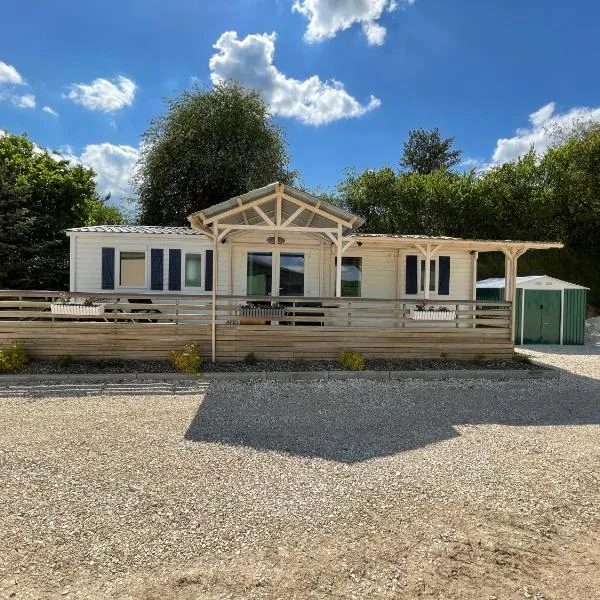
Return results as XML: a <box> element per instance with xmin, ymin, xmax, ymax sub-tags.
<box><xmin>292</xmin><ymin>0</ymin><xmax>412</xmax><ymax>45</ymax></box>
<box><xmin>66</xmin><ymin>75</ymin><xmax>136</xmax><ymax>112</ymax></box>
<box><xmin>62</xmin><ymin>143</ymin><xmax>139</xmax><ymax>204</ymax></box>
<box><xmin>13</xmin><ymin>93</ymin><xmax>36</xmax><ymax>109</ymax></box>
<box><xmin>42</xmin><ymin>105</ymin><xmax>58</xmax><ymax>117</ymax></box>
<box><xmin>491</xmin><ymin>102</ymin><xmax>600</xmax><ymax>165</ymax></box>
<box><xmin>0</xmin><ymin>60</ymin><xmax>24</xmax><ymax>85</ymax></box>
<box><xmin>209</xmin><ymin>31</ymin><xmax>380</xmax><ymax>125</ymax></box>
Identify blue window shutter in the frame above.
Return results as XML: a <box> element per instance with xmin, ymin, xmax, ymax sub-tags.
<box><xmin>205</xmin><ymin>249</ymin><xmax>213</xmax><ymax>291</ymax></box>
<box><xmin>150</xmin><ymin>249</ymin><xmax>164</xmax><ymax>290</ymax></box>
<box><xmin>168</xmin><ymin>249</ymin><xmax>181</xmax><ymax>291</ymax></box>
<box><xmin>405</xmin><ymin>255</ymin><xmax>418</xmax><ymax>294</ymax></box>
<box><xmin>438</xmin><ymin>256</ymin><xmax>450</xmax><ymax>295</ymax></box>
<box><xmin>101</xmin><ymin>247</ymin><xmax>115</xmax><ymax>290</ymax></box>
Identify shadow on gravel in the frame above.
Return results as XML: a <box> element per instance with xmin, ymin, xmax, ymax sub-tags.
<box><xmin>185</xmin><ymin>373</ymin><xmax>600</xmax><ymax>463</ymax></box>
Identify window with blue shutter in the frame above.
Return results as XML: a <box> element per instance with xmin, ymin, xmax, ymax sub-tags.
<box><xmin>101</xmin><ymin>247</ymin><xmax>115</xmax><ymax>290</ymax></box>
<box><xmin>168</xmin><ymin>249</ymin><xmax>181</xmax><ymax>291</ymax></box>
<box><xmin>205</xmin><ymin>249</ymin><xmax>213</xmax><ymax>291</ymax></box>
<box><xmin>405</xmin><ymin>255</ymin><xmax>418</xmax><ymax>294</ymax></box>
<box><xmin>438</xmin><ymin>256</ymin><xmax>450</xmax><ymax>295</ymax></box>
<box><xmin>150</xmin><ymin>249</ymin><xmax>164</xmax><ymax>290</ymax></box>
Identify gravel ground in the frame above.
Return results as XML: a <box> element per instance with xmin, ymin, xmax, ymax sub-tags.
<box><xmin>0</xmin><ymin>347</ymin><xmax>599</xmax><ymax>599</ymax></box>
<box><xmin>16</xmin><ymin>356</ymin><xmax>539</xmax><ymax>375</ymax></box>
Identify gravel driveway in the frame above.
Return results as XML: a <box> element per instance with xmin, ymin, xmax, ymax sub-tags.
<box><xmin>1</xmin><ymin>348</ymin><xmax>599</xmax><ymax>599</ymax></box>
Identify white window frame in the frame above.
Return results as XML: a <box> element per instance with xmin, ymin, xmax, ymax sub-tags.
<box><xmin>117</xmin><ymin>248</ymin><xmax>148</xmax><ymax>289</ymax></box>
<box><xmin>182</xmin><ymin>250</ymin><xmax>205</xmax><ymax>290</ymax></box>
<box><xmin>420</xmin><ymin>258</ymin><xmax>438</xmax><ymax>293</ymax></box>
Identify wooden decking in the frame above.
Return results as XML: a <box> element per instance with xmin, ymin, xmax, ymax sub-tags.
<box><xmin>0</xmin><ymin>291</ymin><xmax>513</xmax><ymax>361</ymax></box>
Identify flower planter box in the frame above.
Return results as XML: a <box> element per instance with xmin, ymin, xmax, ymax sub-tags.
<box><xmin>410</xmin><ymin>309</ymin><xmax>456</xmax><ymax>321</ymax></box>
<box><xmin>238</xmin><ymin>306</ymin><xmax>286</xmax><ymax>318</ymax></box>
<box><xmin>51</xmin><ymin>303</ymin><xmax>105</xmax><ymax>316</ymax></box>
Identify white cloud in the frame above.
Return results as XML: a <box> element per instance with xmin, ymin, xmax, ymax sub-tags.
<box><xmin>63</xmin><ymin>143</ymin><xmax>139</xmax><ymax>204</ymax></box>
<box><xmin>0</xmin><ymin>60</ymin><xmax>24</xmax><ymax>85</ymax></box>
<box><xmin>209</xmin><ymin>31</ymin><xmax>380</xmax><ymax>126</ymax></box>
<box><xmin>13</xmin><ymin>93</ymin><xmax>36</xmax><ymax>109</ymax></box>
<box><xmin>42</xmin><ymin>105</ymin><xmax>58</xmax><ymax>117</ymax></box>
<box><xmin>491</xmin><ymin>102</ymin><xmax>600</xmax><ymax>165</ymax></box>
<box><xmin>66</xmin><ymin>75</ymin><xmax>136</xmax><ymax>112</ymax></box>
<box><xmin>292</xmin><ymin>0</ymin><xmax>412</xmax><ymax>45</ymax></box>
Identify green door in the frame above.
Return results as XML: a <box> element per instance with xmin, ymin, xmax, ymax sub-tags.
<box><xmin>523</xmin><ymin>290</ymin><xmax>561</xmax><ymax>344</ymax></box>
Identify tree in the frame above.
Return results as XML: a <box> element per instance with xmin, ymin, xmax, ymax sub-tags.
<box><xmin>0</xmin><ymin>132</ymin><xmax>124</xmax><ymax>290</ymax></box>
<box><xmin>135</xmin><ymin>82</ymin><xmax>296</xmax><ymax>226</ymax></box>
<box><xmin>400</xmin><ymin>127</ymin><xmax>462</xmax><ymax>174</ymax></box>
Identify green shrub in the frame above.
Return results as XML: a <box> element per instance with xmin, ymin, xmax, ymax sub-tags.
<box><xmin>56</xmin><ymin>354</ymin><xmax>75</xmax><ymax>368</ymax></box>
<box><xmin>338</xmin><ymin>348</ymin><xmax>366</xmax><ymax>371</ymax></box>
<box><xmin>244</xmin><ymin>352</ymin><xmax>258</xmax><ymax>366</ymax></box>
<box><xmin>169</xmin><ymin>343</ymin><xmax>202</xmax><ymax>374</ymax></box>
<box><xmin>0</xmin><ymin>341</ymin><xmax>30</xmax><ymax>373</ymax></box>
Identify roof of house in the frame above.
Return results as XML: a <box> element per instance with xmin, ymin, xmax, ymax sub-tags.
<box><xmin>66</xmin><ymin>226</ymin><xmax>204</xmax><ymax>235</ymax></box>
<box><xmin>477</xmin><ymin>276</ymin><xmax>589</xmax><ymax>290</ymax></box>
<box><xmin>188</xmin><ymin>182</ymin><xmax>364</xmax><ymax>233</ymax></box>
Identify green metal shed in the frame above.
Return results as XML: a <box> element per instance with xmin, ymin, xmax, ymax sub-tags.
<box><xmin>477</xmin><ymin>276</ymin><xmax>588</xmax><ymax>345</ymax></box>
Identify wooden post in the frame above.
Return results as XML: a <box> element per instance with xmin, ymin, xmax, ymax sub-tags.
<box><xmin>471</xmin><ymin>251</ymin><xmax>478</xmax><ymax>328</ymax></box>
<box><xmin>211</xmin><ymin>221</ymin><xmax>218</xmax><ymax>362</ymax></box>
<box><xmin>335</xmin><ymin>223</ymin><xmax>342</xmax><ymax>297</ymax></box>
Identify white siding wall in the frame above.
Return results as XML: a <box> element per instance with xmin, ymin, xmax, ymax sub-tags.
<box><xmin>69</xmin><ymin>232</ymin><xmax>475</xmax><ymax>301</ymax></box>
<box><xmin>70</xmin><ymin>233</ymin><xmax>223</xmax><ymax>295</ymax></box>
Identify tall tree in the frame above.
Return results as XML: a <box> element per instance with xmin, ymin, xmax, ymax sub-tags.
<box><xmin>135</xmin><ymin>82</ymin><xmax>296</xmax><ymax>226</ymax></box>
<box><xmin>0</xmin><ymin>132</ymin><xmax>124</xmax><ymax>290</ymax></box>
<box><xmin>400</xmin><ymin>127</ymin><xmax>462</xmax><ymax>174</ymax></box>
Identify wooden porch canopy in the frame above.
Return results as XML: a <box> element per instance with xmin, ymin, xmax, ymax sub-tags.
<box><xmin>187</xmin><ymin>182</ymin><xmax>365</xmax><ymax>298</ymax></box>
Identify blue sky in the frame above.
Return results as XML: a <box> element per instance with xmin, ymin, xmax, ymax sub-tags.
<box><xmin>2</xmin><ymin>0</ymin><xmax>600</xmax><ymax>207</ymax></box>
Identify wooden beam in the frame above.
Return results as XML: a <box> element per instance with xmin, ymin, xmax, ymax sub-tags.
<box><xmin>276</xmin><ymin>185</ymin><xmax>283</xmax><ymax>226</ymax></box>
<box><xmin>237</xmin><ymin>198</ymin><xmax>249</xmax><ymax>225</ymax></box>
<box><xmin>324</xmin><ymin>231</ymin><xmax>338</xmax><ymax>245</ymax></box>
<box><xmin>335</xmin><ymin>223</ymin><xmax>343</xmax><ymax>297</ymax></box>
<box><xmin>282</xmin><ymin>206</ymin><xmax>305</xmax><ymax>227</ymax></box>
<box><xmin>284</xmin><ymin>194</ymin><xmax>353</xmax><ymax>229</ymax></box>
<box><xmin>341</xmin><ymin>239</ymin><xmax>355</xmax><ymax>254</ymax></box>
<box><xmin>202</xmin><ymin>193</ymin><xmax>277</xmax><ymax>225</ymax></box>
<box><xmin>217</xmin><ymin>228</ymin><xmax>232</xmax><ymax>242</ymax></box>
<box><xmin>216</xmin><ymin>224</ymin><xmax>339</xmax><ymax>233</ymax></box>
<box><xmin>211</xmin><ymin>221</ymin><xmax>218</xmax><ymax>362</ymax></box>
<box><xmin>305</xmin><ymin>200</ymin><xmax>321</xmax><ymax>227</ymax></box>
<box><xmin>253</xmin><ymin>204</ymin><xmax>275</xmax><ymax>226</ymax></box>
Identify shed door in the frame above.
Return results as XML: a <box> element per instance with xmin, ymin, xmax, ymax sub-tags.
<box><xmin>523</xmin><ymin>290</ymin><xmax>561</xmax><ymax>344</ymax></box>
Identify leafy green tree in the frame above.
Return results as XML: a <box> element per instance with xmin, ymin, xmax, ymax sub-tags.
<box><xmin>0</xmin><ymin>132</ymin><xmax>124</xmax><ymax>290</ymax></box>
<box><xmin>135</xmin><ymin>82</ymin><xmax>296</xmax><ymax>226</ymax></box>
<box><xmin>400</xmin><ymin>127</ymin><xmax>462</xmax><ymax>174</ymax></box>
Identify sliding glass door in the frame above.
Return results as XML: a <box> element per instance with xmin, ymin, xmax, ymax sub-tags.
<box><xmin>279</xmin><ymin>253</ymin><xmax>304</xmax><ymax>296</ymax></box>
<box><xmin>247</xmin><ymin>252</ymin><xmax>273</xmax><ymax>295</ymax></box>
<box><xmin>246</xmin><ymin>251</ymin><xmax>305</xmax><ymax>296</ymax></box>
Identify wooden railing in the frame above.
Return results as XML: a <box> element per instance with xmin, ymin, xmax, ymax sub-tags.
<box><xmin>0</xmin><ymin>291</ymin><xmax>511</xmax><ymax>329</ymax></box>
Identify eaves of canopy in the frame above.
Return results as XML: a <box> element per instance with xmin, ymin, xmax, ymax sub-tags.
<box><xmin>187</xmin><ymin>182</ymin><xmax>364</xmax><ymax>244</ymax></box>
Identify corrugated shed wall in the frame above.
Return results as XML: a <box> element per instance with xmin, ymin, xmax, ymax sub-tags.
<box><xmin>476</xmin><ymin>288</ymin><xmax>504</xmax><ymax>301</ymax></box>
<box><xmin>563</xmin><ymin>289</ymin><xmax>587</xmax><ymax>345</ymax></box>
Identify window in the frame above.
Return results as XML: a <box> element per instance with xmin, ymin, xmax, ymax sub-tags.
<box><xmin>119</xmin><ymin>251</ymin><xmax>146</xmax><ymax>287</ymax></box>
<box><xmin>420</xmin><ymin>259</ymin><xmax>436</xmax><ymax>292</ymax></box>
<box><xmin>184</xmin><ymin>253</ymin><xmax>203</xmax><ymax>287</ymax></box>
<box><xmin>247</xmin><ymin>252</ymin><xmax>273</xmax><ymax>295</ymax></box>
<box><xmin>341</xmin><ymin>257</ymin><xmax>362</xmax><ymax>297</ymax></box>
<box><xmin>279</xmin><ymin>253</ymin><xmax>304</xmax><ymax>296</ymax></box>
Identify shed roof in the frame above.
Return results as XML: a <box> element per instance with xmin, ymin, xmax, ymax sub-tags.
<box><xmin>477</xmin><ymin>276</ymin><xmax>589</xmax><ymax>290</ymax></box>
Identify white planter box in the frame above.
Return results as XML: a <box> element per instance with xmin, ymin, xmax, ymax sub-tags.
<box><xmin>410</xmin><ymin>309</ymin><xmax>456</xmax><ymax>321</ymax></box>
<box><xmin>51</xmin><ymin>303</ymin><xmax>105</xmax><ymax>316</ymax></box>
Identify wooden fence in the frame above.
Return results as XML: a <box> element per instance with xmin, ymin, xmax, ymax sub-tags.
<box><xmin>0</xmin><ymin>291</ymin><xmax>513</xmax><ymax>361</ymax></box>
